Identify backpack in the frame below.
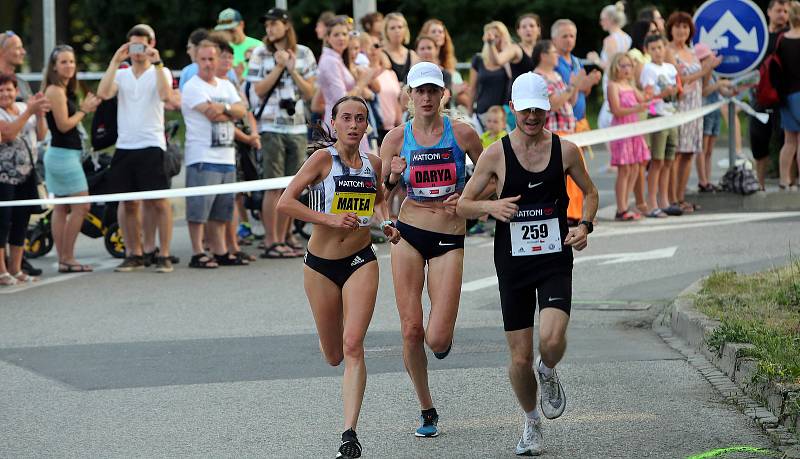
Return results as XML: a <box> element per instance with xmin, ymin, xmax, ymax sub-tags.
<box><xmin>720</xmin><ymin>164</ymin><xmax>761</xmax><ymax>195</ymax></box>
<box><xmin>756</xmin><ymin>34</ymin><xmax>784</xmax><ymax>109</ymax></box>
<box><xmin>91</xmin><ymin>97</ymin><xmax>118</xmax><ymax>150</ymax></box>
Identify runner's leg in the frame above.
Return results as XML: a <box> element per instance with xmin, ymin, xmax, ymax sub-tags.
<box><xmin>391</xmin><ymin>239</ymin><xmax>432</xmax><ymax>409</ymax></box>
<box><xmin>506</xmin><ymin>327</ymin><xmax>537</xmax><ymax>412</ymax></box>
<box><xmin>341</xmin><ymin>261</ymin><xmax>379</xmax><ymax>430</ymax></box>
<box><xmin>304</xmin><ymin>265</ymin><xmax>344</xmax><ymax>366</ymax></box>
<box><xmin>424</xmin><ymin>248</ymin><xmax>464</xmax><ymax>354</ymax></box>
<box><xmin>538</xmin><ymin>308</ymin><xmax>570</xmax><ymax>369</ymax></box>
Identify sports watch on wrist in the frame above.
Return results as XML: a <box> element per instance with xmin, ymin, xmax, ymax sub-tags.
<box><xmin>579</xmin><ymin>220</ymin><xmax>593</xmax><ymax>233</ymax></box>
<box><xmin>223</xmin><ymin>103</ymin><xmax>231</xmax><ymax>115</ymax></box>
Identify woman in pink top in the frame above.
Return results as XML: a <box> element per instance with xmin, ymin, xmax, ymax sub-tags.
<box><xmin>318</xmin><ymin>16</ymin><xmax>372</xmax><ymax>151</ymax></box>
<box><xmin>360</xmin><ymin>33</ymin><xmax>401</xmax><ymax>143</ymax></box>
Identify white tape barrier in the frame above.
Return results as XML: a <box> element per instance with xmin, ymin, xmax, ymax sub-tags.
<box><xmin>563</xmin><ymin>100</ymin><xmax>725</xmax><ymax>148</ymax></box>
<box><xmin>0</xmin><ymin>98</ymin><xmax>754</xmax><ymax>208</ymax></box>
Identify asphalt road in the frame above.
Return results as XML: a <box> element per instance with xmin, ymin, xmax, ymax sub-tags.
<box><xmin>1</xmin><ymin>146</ymin><xmax>797</xmax><ymax>458</ymax></box>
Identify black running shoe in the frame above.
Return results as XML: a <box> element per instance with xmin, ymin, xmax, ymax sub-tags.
<box><xmin>336</xmin><ymin>429</ymin><xmax>361</xmax><ymax>458</ymax></box>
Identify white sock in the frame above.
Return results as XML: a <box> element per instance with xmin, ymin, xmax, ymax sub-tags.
<box><xmin>538</xmin><ymin>360</ymin><xmax>554</xmax><ymax>378</ymax></box>
<box><xmin>526</xmin><ymin>409</ymin><xmax>540</xmax><ymax>422</ymax></box>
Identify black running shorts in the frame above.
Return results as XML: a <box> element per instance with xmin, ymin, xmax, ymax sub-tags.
<box><xmin>498</xmin><ymin>271</ymin><xmax>572</xmax><ymax>332</ymax></box>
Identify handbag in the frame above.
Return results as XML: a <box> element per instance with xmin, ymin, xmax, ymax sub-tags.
<box><xmin>22</xmin><ymin>140</ymin><xmax>47</xmax><ymax>214</ymax></box>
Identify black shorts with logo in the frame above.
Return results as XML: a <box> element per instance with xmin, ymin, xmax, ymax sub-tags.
<box><xmin>498</xmin><ymin>270</ymin><xmax>572</xmax><ymax>332</ymax></box>
<box><xmin>107</xmin><ymin>147</ymin><xmax>170</xmax><ymax>193</ymax></box>
<box><xmin>304</xmin><ymin>244</ymin><xmax>377</xmax><ymax>288</ymax></box>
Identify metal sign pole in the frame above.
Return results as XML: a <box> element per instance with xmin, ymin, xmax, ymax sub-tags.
<box><xmin>42</xmin><ymin>0</ymin><xmax>56</xmax><ymax>70</ymax></box>
<box><xmin>728</xmin><ymin>102</ymin><xmax>736</xmax><ymax>170</ymax></box>
<box><xmin>276</xmin><ymin>0</ymin><xmax>287</xmax><ymax>9</ymax></box>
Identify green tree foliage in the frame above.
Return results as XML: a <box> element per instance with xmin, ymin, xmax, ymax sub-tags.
<box><xmin>63</xmin><ymin>0</ymin><xmax>772</xmax><ymax>70</ymax></box>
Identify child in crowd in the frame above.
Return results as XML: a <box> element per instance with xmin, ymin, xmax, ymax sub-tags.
<box><xmin>640</xmin><ymin>34</ymin><xmax>682</xmax><ymax>217</ymax></box>
<box><xmin>469</xmin><ymin>105</ymin><xmax>507</xmax><ymax>236</ymax></box>
<box><xmin>608</xmin><ymin>53</ymin><xmax>651</xmax><ymax>221</ymax></box>
<box><xmin>479</xmin><ymin>105</ymin><xmax>508</xmax><ymax>148</ymax></box>
<box><xmin>697</xmin><ymin>43</ymin><xmax>734</xmax><ymax>193</ymax></box>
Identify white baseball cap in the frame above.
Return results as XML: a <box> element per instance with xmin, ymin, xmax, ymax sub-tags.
<box><xmin>511</xmin><ymin>72</ymin><xmax>550</xmax><ymax>111</ymax></box>
<box><xmin>406</xmin><ymin>62</ymin><xmax>445</xmax><ymax>88</ymax></box>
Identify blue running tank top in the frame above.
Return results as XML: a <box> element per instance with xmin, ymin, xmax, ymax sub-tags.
<box><xmin>400</xmin><ymin>116</ymin><xmax>467</xmax><ymax>202</ymax></box>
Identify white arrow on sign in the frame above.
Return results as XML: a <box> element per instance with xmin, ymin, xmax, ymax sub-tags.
<box><xmin>699</xmin><ymin>10</ymin><xmax>759</xmax><ymax>53</ymax></box>
<box><xmin>461</xmin><ymin>246</ymin><xmax>678</xmax><ymax>292</ymax></box>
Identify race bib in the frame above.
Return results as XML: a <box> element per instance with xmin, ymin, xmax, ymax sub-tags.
<box><xmin>509</xmin><ymin>203</ymin><xmax>562</xmax><ymax>257</ymax></box>
<box><xmin>408</xmin><ymin>147</ymin><xmax>457</xmax><ymax>199</ymax></box>
<box><xmin>330</xmin><ymin>175</ymin><xmax>376</xmax><ymax>226</ymax></box>
<box><xmin>211</xmin><ymin>121</ymin><xmax>235</xmax><ymax>148</ymax></box>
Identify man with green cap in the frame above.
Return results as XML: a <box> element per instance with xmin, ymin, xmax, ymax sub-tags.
<box><xmin>215</xmin><ymin>8</ymin><xmax>262</xmax><ymax>77</ymax></box>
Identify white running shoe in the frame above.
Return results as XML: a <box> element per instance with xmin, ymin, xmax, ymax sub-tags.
<box><xmin>536</xmin><ymin>356</ymin><xmax>566</xmax><ymax>419</ymax></box>
<box><xmin>515</xmin><ymin>416</ymin><xmax>543</xmax><ymax>456</ymax></box>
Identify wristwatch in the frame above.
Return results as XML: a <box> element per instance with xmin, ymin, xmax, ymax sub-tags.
<box><xmin>380</xmin><ymin>220</ymin><xmax>395</xmax><ymax>230</ymax></box>
<box><xmin>223</xmin><ymin>103</ymin><xmax>231</xmax><ymax>115</ymax></box>
<box><xmin>579</xmin><ymin>220</ymin><xmax>593</xmax><ymax>233</ymax></box>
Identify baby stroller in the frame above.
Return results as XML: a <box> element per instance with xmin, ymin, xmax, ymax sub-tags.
<box><xmin>25</xmin><ymin>152</ymin><xmax>125</xmax><ymax>259</ymax></box>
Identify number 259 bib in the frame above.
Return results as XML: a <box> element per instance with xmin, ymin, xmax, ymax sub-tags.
<box><xmin>331</xmin><ymin>176</ymin><xmax>376</xmax><ymax>227</ymax></box>
<box><xmin>509</xmin><ymin>203</ymin><xmax>562</xmax><ymax>257</ymax></box>
<box><xmin>408</xmin><ymin>147</ymin><xmax>457</xmax><ymax>199</ymax></box>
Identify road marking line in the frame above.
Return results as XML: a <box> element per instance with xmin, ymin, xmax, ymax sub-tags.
<box><xmin>462</xmin><ymin>246</ymin><xmax>678</xmax><ymax>292</ymax></box>
<box><xmin>477</xmin><ymin>212</ymin><xmax>800</xmax><ymax>248</ymax></box>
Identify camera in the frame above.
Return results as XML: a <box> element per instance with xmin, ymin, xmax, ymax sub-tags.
<box><xmin>129</xmin><ymin>43</ymin><xmax>146</xmax><ymax>54</ymax></box>
<box><xmin>279</xmin><ymin>98</ymin><xmax>296</xmax><ymax>116</ymax></box>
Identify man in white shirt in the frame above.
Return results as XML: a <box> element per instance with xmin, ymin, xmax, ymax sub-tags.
<box><xmin>97</xmin><ymin>24</ymin><xmax>176</xmax><ymax>273</ymax></box>
<box><xmin>181</xmin><ymin>41</ymin><xmax>247</xmax><ymax>269</ymax></box>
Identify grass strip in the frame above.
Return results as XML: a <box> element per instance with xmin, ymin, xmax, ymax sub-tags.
<box><xmin>694</xmin><ymin>261</ymin><xmax>800</xmax><ymax>384</ymax></box>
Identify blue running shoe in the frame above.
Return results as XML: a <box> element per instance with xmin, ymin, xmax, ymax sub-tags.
<box><xmin>415</xmin><ymin>410</ymin><xmax>439</xmax><ymax>437</ymax></box>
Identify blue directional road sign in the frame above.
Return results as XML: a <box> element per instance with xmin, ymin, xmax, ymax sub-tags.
<box><xmin>693</xmin><ymin>0</ymin><xmax>768</xmax><ymax>77</ymax></box>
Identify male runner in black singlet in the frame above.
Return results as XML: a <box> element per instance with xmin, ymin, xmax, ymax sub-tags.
<box><xmin>457</xmin><ymin>72</ymin><xmax>598</xmax><ymax>456</ymax></box>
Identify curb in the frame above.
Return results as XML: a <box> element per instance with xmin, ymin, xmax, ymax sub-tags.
<box><xmin>657</xmin><ymin>279</ymin><xmax>799</xmax><ymax>457</ymax></box>
<box><xmin>685</xmin><ymin>190</ymin><xmax>799</xmax><ymax>213</ymax></box>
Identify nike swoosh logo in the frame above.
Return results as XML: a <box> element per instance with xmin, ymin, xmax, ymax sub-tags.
<box><xmin>438</xmin><ymin>242</ymin><xmax>456</xmax><ymax>246</ymax></box>
<box><xmin>528</xmin><ymin>182</ymin><xmax>543</xmax><ymax>188</ymax></box>
<box><xmin>548</xmin><ymin>297</ymin><xmax>565</xmax><ymax>302</ymax></box>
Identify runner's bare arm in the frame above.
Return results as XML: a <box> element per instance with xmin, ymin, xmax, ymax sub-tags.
<box><xmin>562</xmin><ymin>139</ymin><xmax>597</xmax><ymax>250</ymax></box>
<box><xmin>453</xmin><ymin>120</ymin><xmax>484</xmax><ymax>166</ymax></box>
<box><xmin>277</xmin><ymin>150</ymin><xmax>357</xmax><ymax>229</ymax></box>
<box><xmin>379</xmin><ymin>125</ymin><xmax>406</xmax><ymax>192</ymax></box>
<box><xmin>457</xmin><ymin>142</ymin><xmax>519</xmax><ymax>221</ymax></box>
<box><xmin>368</xmin><ymin>154</ymin><xmax>401</xmax><ymax>243</ymax></box>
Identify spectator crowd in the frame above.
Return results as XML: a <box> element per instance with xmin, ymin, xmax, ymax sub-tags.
<box><xmin>1</xmin><ymin>1</ymin><xmax>799</xmax><ymax>284</ymax></box>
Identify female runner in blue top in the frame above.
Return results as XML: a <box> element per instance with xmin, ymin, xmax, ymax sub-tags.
<box><xmin>379</xmin><ymin>62</ymin><xmax>483</xmax><ymax>437</ymax></box>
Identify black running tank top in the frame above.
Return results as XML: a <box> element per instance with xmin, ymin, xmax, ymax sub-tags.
<box><xmin>493</xmin><ymin>133</ymin><xmax>572</xmax><ymax>278</ymax></box>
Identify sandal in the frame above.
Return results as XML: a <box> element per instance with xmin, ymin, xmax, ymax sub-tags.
<box><xmin>215</xmin><ymin>253</ymin><xmax>249</xmax><ymax>266</ymax></box>
<box><xmin>12</xmin><ymin>272</ymin><xmax>38</xmax><ymax>283</ymax></box>
<box><xmin>0</xmin><ymin>272</ymin><xmax>18</xmax><ymax>286</ymax></box>
<box><xmin>646</xmin><ymin>208</ymin><xmax>668</xmax><ymax>218</ymax></box>
<box><xmin>662</xmin><ymin>204</ymin><xmax>683</xmax><ymax>216</ymax></box>
<box><xmin>188</xmin><ymin>253</ymin><xmax>218</xmax><ymax>269</ymax></box>
<box><xmin>285</xmin><ymin>240</ymin><xmax>304</xmax><ymax>251</ymax></box>
<box><xmin>58</xmin><ymin>262</ymin><xmax>93</xmax><ymax>273</ymax></box>
<box><xmin>260</xmin><ymin>243</ymin><xmax>295</xmax><ymax>259</ymax></box>
<box><xmin>678</xmin><ymin>201</ymin><xmax>699</xmax><ymax>213</ymax></box>
<box><xmin>234</xmin><ymin>251</ymin><xmax>257</xmax><ymax>262</ymax></box>
<box><xmin>614</xmin><ymin>211</ymin><xmax>641</xmax><ymax>221</ymax></box>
